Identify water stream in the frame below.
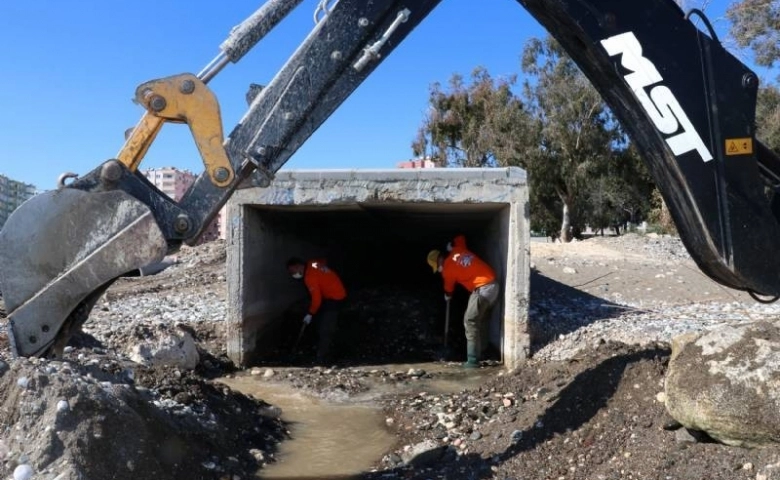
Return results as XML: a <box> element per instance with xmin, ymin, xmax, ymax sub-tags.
<box><xmin>219</xmin><ymin>362</ymin><xmax>499</xmax><ymax>479</ymax></box>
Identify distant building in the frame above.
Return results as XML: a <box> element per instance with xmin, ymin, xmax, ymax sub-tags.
<box><xmin>218</xmin><ymin>204</ymin><xmax>228</xmax><ymax>240</ymax></box>
<box><xmin>396</xmin><ymin>157</ymin><xmax>437</xmax><ymax>169</ymax></box>
<box><xmin>141</xmin><ymin>167</ymin><xmax>222</xmax><ymax>243</ymax></box>
<box><xmin>0</xmin><ymin>174</ymin><xmax>36</xmax><ymax>229</ymax></box>
<box><xmin>143</xmin><ymin>167</ymin><xmax>195</xmax><ymax>202</ymax></box>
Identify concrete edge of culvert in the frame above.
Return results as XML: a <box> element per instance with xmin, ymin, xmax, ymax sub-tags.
<box><xmin>272</xmin><ymin>167</ymin><xmax>527</xmax><ymax>184</ymax></box>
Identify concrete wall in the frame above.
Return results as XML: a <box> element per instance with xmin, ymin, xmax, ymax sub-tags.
<box><xmin>503</xmin><ymin>199</ymin><xmax>531</xmax><ymax>364</ymax></box>
<box><xmin>470</xmin><ymin>206</ymin><xmax>508</xmax><ymax>357</ymax></box>
<box><xmin>226</xmin><ymin>203</ymin><xmax>326</xmax><ymax>365</ymax></box>
<box><xmin>226</xmin><ymin>167</ymin><xmax>530</xmax><ymax>369</ymax></box>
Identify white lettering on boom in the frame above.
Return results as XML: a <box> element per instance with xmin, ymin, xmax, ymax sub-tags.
<box><xmin>601</xmin><ymin>32</ymin><xmax>713</xmax><ymax>162</ymax></box>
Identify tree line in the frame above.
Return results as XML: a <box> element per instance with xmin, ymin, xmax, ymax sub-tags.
<box><xmin>412</xmin><ymin>0</ymin><xmax>779</xmax><ymax>242</ymax></box>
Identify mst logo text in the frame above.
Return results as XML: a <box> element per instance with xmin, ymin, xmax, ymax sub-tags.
<box><xmin>601</xmin><ymin>32</ymin><xmax>713</xmax><ymax>163</ymax></box>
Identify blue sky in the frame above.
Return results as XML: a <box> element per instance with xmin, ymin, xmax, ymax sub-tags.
<box><xmin>0</xmin><ymin>0</ymin><xmax>756</xmax><ymax>191</ymax></box>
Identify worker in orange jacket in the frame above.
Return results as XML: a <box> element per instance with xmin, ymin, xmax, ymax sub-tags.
<box><xmin>287</xmin><ymin>257</ymin><xmax>347</xmax><ymax>363</ymax></box>
<box><xmin>428</xmin><ymin>235</ymin><xmax>499</xmax><ymax>368</ymax></box>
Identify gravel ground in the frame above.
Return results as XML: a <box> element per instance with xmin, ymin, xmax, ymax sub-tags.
<box><xmin>528</xmin><ymin>233</ymin><xmax>778</xmax><ymax>360</ymax></box>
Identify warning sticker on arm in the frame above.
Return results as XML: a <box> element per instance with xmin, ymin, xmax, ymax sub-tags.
<box><xmin>725</xmin><ymin>138</ymin><xmax>753</xmax><ymax>156</ymax></box>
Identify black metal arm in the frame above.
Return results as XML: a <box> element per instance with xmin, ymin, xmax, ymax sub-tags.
<box><xmin>520</xmin><ymin>0</ymin><xmax>780</xmax><ymax>297</ymax></box>
<box><xmin>178</xmin><ymin>0</ymin><xmax>442</xmax><ymax>241</ymax></box>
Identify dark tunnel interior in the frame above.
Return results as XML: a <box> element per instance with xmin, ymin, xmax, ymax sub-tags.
<box><xmin>245</xmin><ymin>203</ymin><xmax>510</xmax><ymax>367</ymax></box>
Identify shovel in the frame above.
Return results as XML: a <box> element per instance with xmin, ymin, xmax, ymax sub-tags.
<box><xmin>444</xmin><ymin>298</ymin><xmax>451</xmax><ymax>349</ymax></box>
<box><xmin>437</xmin><ymin>298</ymin><xmax>452</xmax><ymax>361</ymax></box>
<box><xmin>291</xmin><ymin>320</ymin><xmax>308</xmax><ymax>352</ymax></box>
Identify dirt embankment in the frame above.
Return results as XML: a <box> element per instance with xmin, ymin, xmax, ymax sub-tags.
<box><xmin>0</xmin><ymin>242</ymin><xmax>291</xmax><ymax>480</ymax></box>
<box><xmin>372</xmin><ymin>341</ymin><xmax>780</xmax><ymax>480</ymax></box>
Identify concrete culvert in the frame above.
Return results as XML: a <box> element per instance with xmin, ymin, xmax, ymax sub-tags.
<box><xmin>226</xmin><ymin>168</ymin><xmax>530</xmax><ymax>368</ymax></box>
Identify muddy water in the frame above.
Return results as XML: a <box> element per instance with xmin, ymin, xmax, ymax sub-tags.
<box><xmin>219</xmin><ymin>362</ymin><xmax>499</xmax><ymax>479</ymax></box>
<box><xmin>220</xmin><ymin>376</ymin><xmax>393</xmax><ymax>479</ymax></box>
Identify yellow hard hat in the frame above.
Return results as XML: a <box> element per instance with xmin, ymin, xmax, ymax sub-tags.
<box><xmin>427</xmin><ymin>249</ymin><xmax>441</xmax><ymax>273</ymax></box>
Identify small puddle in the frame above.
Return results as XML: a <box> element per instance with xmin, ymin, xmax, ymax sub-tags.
<box><xmin>219</xmin><ymin>362</ymin><xmax>500</xmax><ymax>479</ymax></box>
<box><xmin>220</xmin><ymin>376</ymin><xmax>393</xmax><ymax>479</ymax></box>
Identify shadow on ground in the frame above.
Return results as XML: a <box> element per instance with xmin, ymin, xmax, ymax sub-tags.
<box><xmin>356</xmin><ymin>346</ymin><xmax>670</xmax><ymax>480</ymax></box>
<box><xmin>529</xmin><ymin>269</ymin><xmax>650</xmax><ymax>354</ymax></box>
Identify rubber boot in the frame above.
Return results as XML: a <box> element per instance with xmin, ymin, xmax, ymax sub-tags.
<box><xmin>463</xmin><ymin>341</ymin><xmax>479</xmax><ymax>369</ymax></box>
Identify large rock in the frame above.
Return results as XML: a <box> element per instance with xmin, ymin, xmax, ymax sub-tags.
<box><xmin>129</xmin><ymin>325</ymin><xmax>199</xmax><ymax>370</ymax></box>
<box><xmin>665</xmin><ymin>321</ymin><xmax>780</xmax><ymax>447</ymax></box>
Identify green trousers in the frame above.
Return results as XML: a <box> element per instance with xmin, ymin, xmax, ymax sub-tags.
<box><xmin>464</xmin><ymin>282</ymin><xmax>499</xmax><ymax>360</ymax></box>
<box><xmin>315</xmin><ymin>299</ymin><xmax>343</xmax><ymax>363</ymax></box>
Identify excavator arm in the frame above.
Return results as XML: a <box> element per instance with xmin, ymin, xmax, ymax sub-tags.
<box><xmin>1</xmin><ymin>0</ymin><xmax>778</xmax><ymax>358</ymax></box>
<box><xmin>523</xmin><ymin>0</ymin><xmax>780</xmax><ymax>303</ymax></box>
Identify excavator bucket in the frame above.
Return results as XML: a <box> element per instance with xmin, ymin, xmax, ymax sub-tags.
<box><xmin>0</xmin><ymin>188</ymin><xmax>167</xmax><ymax>357</ymax></box>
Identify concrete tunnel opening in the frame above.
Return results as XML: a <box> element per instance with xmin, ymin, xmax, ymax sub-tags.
<box><xmin>226</xmin><ymin>168</ymin><xmax>530</xmax><ymax>369</ymax></box>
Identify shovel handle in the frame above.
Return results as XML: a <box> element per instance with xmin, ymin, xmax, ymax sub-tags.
<box><xmin>444</xmin><ymin>299</ymin><xmax>451</xmax><ymax>348</ymax></box>
<box><xmin>292</xmin><ymin>321</ymin><xmax>307</xmax><ymax>351</ymax></box>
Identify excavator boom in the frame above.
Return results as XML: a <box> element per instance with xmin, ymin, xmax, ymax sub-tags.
<box><xmin>1</xmin><ymin>0</ymin><xmax>779</xmax><ymax>358</ymax></box>
<box><xmin>521</xmin><ymin>0</ymin><xmax>780</xmax><ymax>301</ymax></box>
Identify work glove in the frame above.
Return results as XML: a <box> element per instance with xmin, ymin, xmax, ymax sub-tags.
<box><xmin>303</xmin><ymin>314</ymin><xmax>313</xmax><ymax>325</ymax></box>
<box><xmin>444</xmin><ymin>294</ymin><xmax>451</xmax><ymax>302</ymax></box>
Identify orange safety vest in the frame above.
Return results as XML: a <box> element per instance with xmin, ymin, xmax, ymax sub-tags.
<box><xmin>442</xmin><ymin>249</ymin><xmax>496</xmax><ymax>294</ymax></box>
<box><xmin>304</xmin><ymin>259</ymin><xmax>346</xmax><ymax>315</ymax></box>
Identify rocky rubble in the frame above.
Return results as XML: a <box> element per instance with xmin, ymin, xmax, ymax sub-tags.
<box><xmin>0</xmin><ymin>240</ymin><xmax>292</xmax><ymax>479</ymax></box>
<box><xmin>0</xmin><ymin>355</ymin><xmax>287</xmax><ymax>480</ymax></box>
<box><xmin>85</xmin><ymin>243</ymin><xmax>229</xmax><ymax>363</ymax></box>
<box><xmin>373</xmin><ymin>342</ymin><xmax>672</xmax><ymax>477</ymax></box>
<box><xmin>531</xmin><ymin>299</ymin><xmax>780</xmax><ymax>361</ymax></box>
<box><xmin>372</xmin><ymin>342</ymin><xmax>780</xmax><ymax>480</ymax></box>
<box><xmin>249</xmin><ymin>364</ymin><xmax>454</xmax><ymax>400</ymax></box>
<box><xmin>595</xmin><ymin>233</ymin><xmax>690</xmax><ymax>261</ymax></box>
<box><xmin>339</xmin><ymin>286</ymin><xmax>443</xmax><ymax>361</ymax></box>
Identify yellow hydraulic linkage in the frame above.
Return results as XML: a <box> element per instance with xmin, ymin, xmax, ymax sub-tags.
<box><xmin>118</xmin><ymin>74</ymin><xmax>234</xmax><ymax>188</ymax></box>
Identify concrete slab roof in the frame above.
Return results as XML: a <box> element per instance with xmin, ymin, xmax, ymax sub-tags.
<box><xmin>271</xmin><ymin>167</ymin><xmax>527</xmax><ymax>184</ymax></box>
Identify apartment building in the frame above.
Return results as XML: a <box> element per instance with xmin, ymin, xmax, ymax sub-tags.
<box><xmin>0</xmin><ymin>174</ymin><xmax>36</xmax><ymax>229</ymax></box>
<box><xmin>141</xmin><ymin>167</ymin><xmax>222</xmax><ymax>242</ymax></box>
<box><xmin>396</xmin><ymin>157</ymin><xmax>437</xmax><ymax>169</ymax></box>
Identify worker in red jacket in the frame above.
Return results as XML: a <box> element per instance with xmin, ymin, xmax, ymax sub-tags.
<box><xmin>287</xmin><ymin>257</ymin><xmax>347</xmax><ymax>363</ymax></box>
<box><xmin>427</xmin><ymin>235</ymin><xmax>499</xmax><ymax>368</ymax></box>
